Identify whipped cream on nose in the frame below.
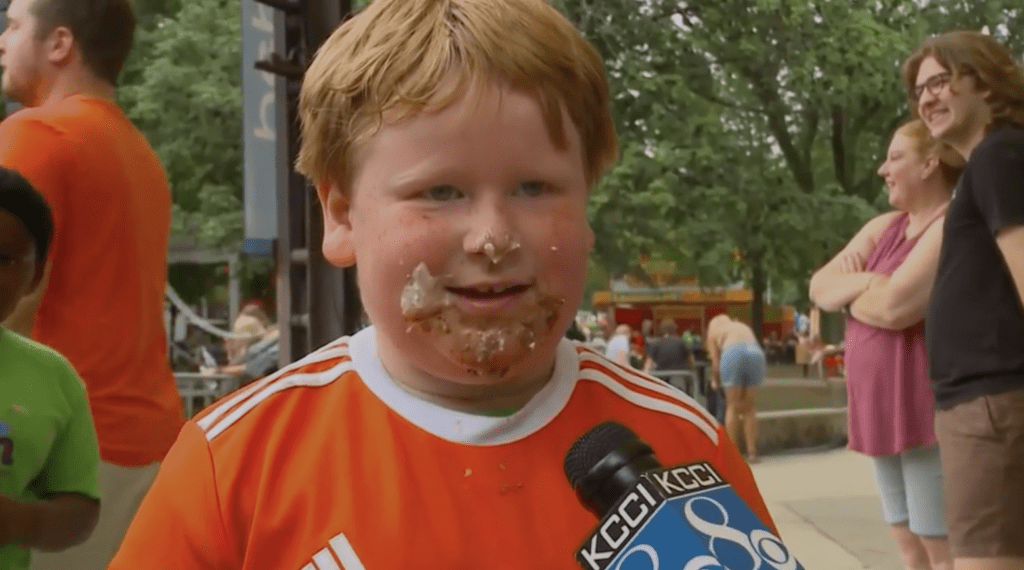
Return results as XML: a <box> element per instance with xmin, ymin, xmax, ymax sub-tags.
<box><xmin>472</xmin><ymin>231</ymin><xmax>521</xmax><ymax>265</ymax></box>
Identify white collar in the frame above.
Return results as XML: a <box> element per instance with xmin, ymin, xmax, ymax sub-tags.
<box><xmin>349</xmin><ymin>326</ymin><xmax>580</xmax><ymax>446</ymax></box>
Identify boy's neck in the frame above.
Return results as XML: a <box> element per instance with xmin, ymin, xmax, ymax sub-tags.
<box><xmin>378</xmin><ymin>348</ymin><xmax>556</xmax><ymax>415</ymax></box>
<box><xmin>390</xmin><ymin>369</ymin><xmax>553</xmax><ymax>416</ymax></box>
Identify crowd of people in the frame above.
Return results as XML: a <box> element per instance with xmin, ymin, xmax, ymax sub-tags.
<box><xmin>0</xmin><ymin>0</ymin><xmax>1020</xmax><ymax>569</ymax></box>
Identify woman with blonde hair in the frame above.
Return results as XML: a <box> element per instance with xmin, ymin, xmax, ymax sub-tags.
<box><xmin>810</xmin><ymin>119</ymin><xmax>964</xmax><ymax>570</ymax></box>
<box><xmin>706</xmin><ymin>313</ymin><xmax>765</xmax><ymax>463</ymax></box>
<box><xmin>225</xmin><ymin>303</ymin><xmax>271</xmax><ymax>362</ymax></box>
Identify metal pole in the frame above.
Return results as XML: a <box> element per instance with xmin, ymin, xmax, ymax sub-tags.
<box><xmin>255</xmin><ymin>0</ymin><xmax>359</xmax><ymax>365</ymax></box>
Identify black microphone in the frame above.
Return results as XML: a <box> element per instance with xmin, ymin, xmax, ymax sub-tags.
<box><xmin>564</xmin><ymin>421</ymin><xmax>804</xmax><ymax>570</ymax></box>
<box><xmin>564</xmin><ymin>421</ymin><xmax>662</xmax><ymax>518</ymax></box>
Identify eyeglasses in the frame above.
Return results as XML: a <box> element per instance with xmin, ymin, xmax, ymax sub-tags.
<box><xmin>911</xmin><ymin>72</ymin><xmax>952</xmax><ymax>102</ymax></box>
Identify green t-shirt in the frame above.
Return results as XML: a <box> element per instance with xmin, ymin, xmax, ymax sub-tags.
<box><xmin>0</xmin><ymin>331</ymin><xmax>101</xmax><ymax>570</ymax></box>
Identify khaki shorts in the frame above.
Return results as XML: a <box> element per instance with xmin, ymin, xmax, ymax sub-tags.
<box><xmin>31</xmin><ymin>460</ymin><xmax>160</xmax><ymax>570</ymax></box>
<box><xmin>935</xmin><ymin>388</ymin><xmax>1024</xmax><ymax>558</ymax></box>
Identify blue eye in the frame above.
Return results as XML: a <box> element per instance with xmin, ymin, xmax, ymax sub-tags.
<box><xmin>515</xmin><ymin>181</ymin><xmax>548</xmax><ymax>197</ymax></box>
<box><xmin>425</xmin><ymin>185</ymin><xmax>463</xmax><ymax>201</ymax></box>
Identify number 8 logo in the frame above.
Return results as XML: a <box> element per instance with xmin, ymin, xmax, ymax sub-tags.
<box><xmin>683</xmin><ymin>496</ymin><xmax>799</xmax><ymax>570</ymax></box>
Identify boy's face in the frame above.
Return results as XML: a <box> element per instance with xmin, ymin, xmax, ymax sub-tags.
<box><xmin>319</xmin><ymin>79</ymin><xmax>593</xmax><ymax>396</ymax></box>
<box><xmin>0</xmin><ymin>210</ymin><xmax>41</xmax><ymax>323</ymax></box>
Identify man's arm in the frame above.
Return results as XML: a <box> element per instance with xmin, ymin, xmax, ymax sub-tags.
<box><xmin>996</xmin><ymin>225</ymin><xmax>1024</xmax><ymax>313</ymax></box>
<box><xmin>217</xmin><ymin>363</ymin><xmax>246</xmax><ymax>376</ymax></box>
<box><xmin>809</xmin><ymin>211</ymin><xmax>901</xmax><ymax>312</ymax></box>
<box><xmin>0</xmin><ymin>494</ymin><xmax>98</xmax><ymax>552</ymax></box>
<box><xmin>849</xmin><ymin>217</ymin><xmax>945</xmax><ymax>330</ymax></box>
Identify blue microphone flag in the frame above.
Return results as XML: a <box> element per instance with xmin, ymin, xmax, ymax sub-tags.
<box><xmin>576</xmin><ymin>461</ymin><xmax>804</xmax><ymax>570</ymax></box>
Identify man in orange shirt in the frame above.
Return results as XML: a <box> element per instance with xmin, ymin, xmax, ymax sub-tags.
<box><xmin>0</xmin><ymin>0</ymin><xmax>183</xmax><ymax>568</ymax></box>
<box><xmin>112</xmin><ymin>0</ymin><xmax>781</xmax><ymax>568</ymax></box>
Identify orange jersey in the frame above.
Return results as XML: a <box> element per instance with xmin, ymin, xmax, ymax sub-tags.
<box><xmin>0</xmin><ymin>96</ymin><xmax>183</xmax><ymax>465</ymax></box>
<box><xmin>111</xmin><ymin>328</ymin><xmax>774</xmax><ymax>569</ymax></box>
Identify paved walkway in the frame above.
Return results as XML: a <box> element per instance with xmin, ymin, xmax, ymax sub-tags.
<box><xmin>751</xmin><ymin>448</ymin><xmax>902</xmax><ymax>570</ymax></box>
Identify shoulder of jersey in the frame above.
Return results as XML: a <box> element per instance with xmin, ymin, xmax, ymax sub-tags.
<box><xmin>573</xmin><ymin>344</ymin><xmax>720</xmax><ymax>444</ymax></box>
<box><xmin>194</xmin><ymin>337</ymin><xmax>355</xmax><ymax>441</ymax></box>
<box><xmin>2</xmin><ymin>106</ymin><xmax>72</xmax><ymax>136</ymax></box>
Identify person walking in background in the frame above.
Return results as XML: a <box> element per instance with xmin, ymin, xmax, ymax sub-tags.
<box><xmin>0</xmin><ymin>168</ymin><xmax>101</xmax><ymax>570</ymax></box>
<box><xmin>904</xmin><ymin>31</ymin><xmax>1024</xmax><ymax>570</ymax></box>
<box><xmin>810</xmin><ymin>118</ymin><xmax>963</xmax><ymax>570</ymax></box>
<box><xmin>0</xmin><ymin>1</ymin><xmax>183</xmax><ymax>567</ymax></box>
<box><xmin>644</xmin><ymin>318</ymin><xmax>693</xmax><ymax>373</ymax></box>
<box><xmin>604</xmin><ymin>323</ymin><xmax>631</xmax><ymax>366</ymax></box>
<box><xmin>706</xmin><ymin>314</ymin><xmax>765</xmax><ymax>463</ymax></box>
<box><xmin>644</xmin><ymin>318</ymin><xmax>694</xmax><ymax>390</ymax></box>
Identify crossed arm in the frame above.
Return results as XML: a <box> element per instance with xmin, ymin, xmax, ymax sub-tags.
<box><xmin>809</xmin><ymin>212</ymin><xmax>897</xmax><ymax>314</ymax></box>
<box><xmin>810</xmin><ymin>210</ymin><xmax>946</xmax><ymax>330</ymax></box>
<box><xmin>849</xmin><ymin>218</ymin><xmax>945</xmax><ymax>330</ymax></box>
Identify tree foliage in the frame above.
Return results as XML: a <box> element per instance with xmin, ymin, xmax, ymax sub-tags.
<box><xmin>112</xmin><ymin>0</ymin><xmax>1024</xmax><ymax>320</ymax></box>
<box><xmin>555</xmin><ymin>0</ymin><xmax>1024</xmax><ymax>334</ymax></box>
<box><xmin>119</xmin><ymin>0</ymin><xmax>243</xmax><ymax>249</ymax></box>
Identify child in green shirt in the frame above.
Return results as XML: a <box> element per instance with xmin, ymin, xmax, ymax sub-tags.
<box><xmin>0</xmin><ymin>167</ymin><xmax>101</xmax><ymax>570</ymax></box>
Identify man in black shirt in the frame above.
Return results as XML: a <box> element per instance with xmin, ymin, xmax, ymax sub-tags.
<box><xmin>904</xmin><ymin>31</ymin><xmax>1024</xmax><ymax>568</ymax></box>
<box><xmin>644</xmin><ymin>319</ymin><xmax>694</xmax><ymax>386</ymax></box>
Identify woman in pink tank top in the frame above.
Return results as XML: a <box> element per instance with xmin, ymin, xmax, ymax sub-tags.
<box><xmin>810</xmin><ymin>119</ymin><xmax>964</xmax><ymax>570</ymax></box>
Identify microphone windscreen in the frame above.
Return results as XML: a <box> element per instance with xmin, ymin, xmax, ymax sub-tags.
<box><xmin>563</xmin><ymin>421</ymin><xmax>639</xmax><ymax>489</ymax></box>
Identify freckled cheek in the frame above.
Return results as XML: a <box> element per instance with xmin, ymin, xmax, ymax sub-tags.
<box><xmin>536</xmin><ymin>217</ymin><xmax>592</xmax><ymax>290</ymax></box>
<box><xmin>370</xmin><ymin>214</ymin><xmax>453</xmax><ymax>274</ymax></box>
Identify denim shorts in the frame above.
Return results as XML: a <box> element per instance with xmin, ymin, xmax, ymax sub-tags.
<box><xmin>719</xmin><ymin>343</ymin><xmax>766</xmax><ymax>389</ymax></box>
<box><xmin>871</xmin><ymin>444</ymin><xmax>947</xmax><ymax>537</ymax></box>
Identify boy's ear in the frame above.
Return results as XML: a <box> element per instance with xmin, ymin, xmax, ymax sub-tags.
<box><xmin>29</xmin><ymin>256</ymin><xmax>47</xmax><ymax>292</ymax></box>
<box><xmin>317</xmin><ymin>180</ymin><xmax>356</xmax><ymax>267</ymax></box>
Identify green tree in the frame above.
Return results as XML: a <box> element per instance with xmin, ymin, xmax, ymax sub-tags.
<box><xmin>119</xmin><ymin>0</ymin><xmax>243</xmax><ymax>249</ymax></box>
<box><xmin>558</xmin><ymin>0</ymin><xmax>1024</xmax><ymax>339</ymax></box>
